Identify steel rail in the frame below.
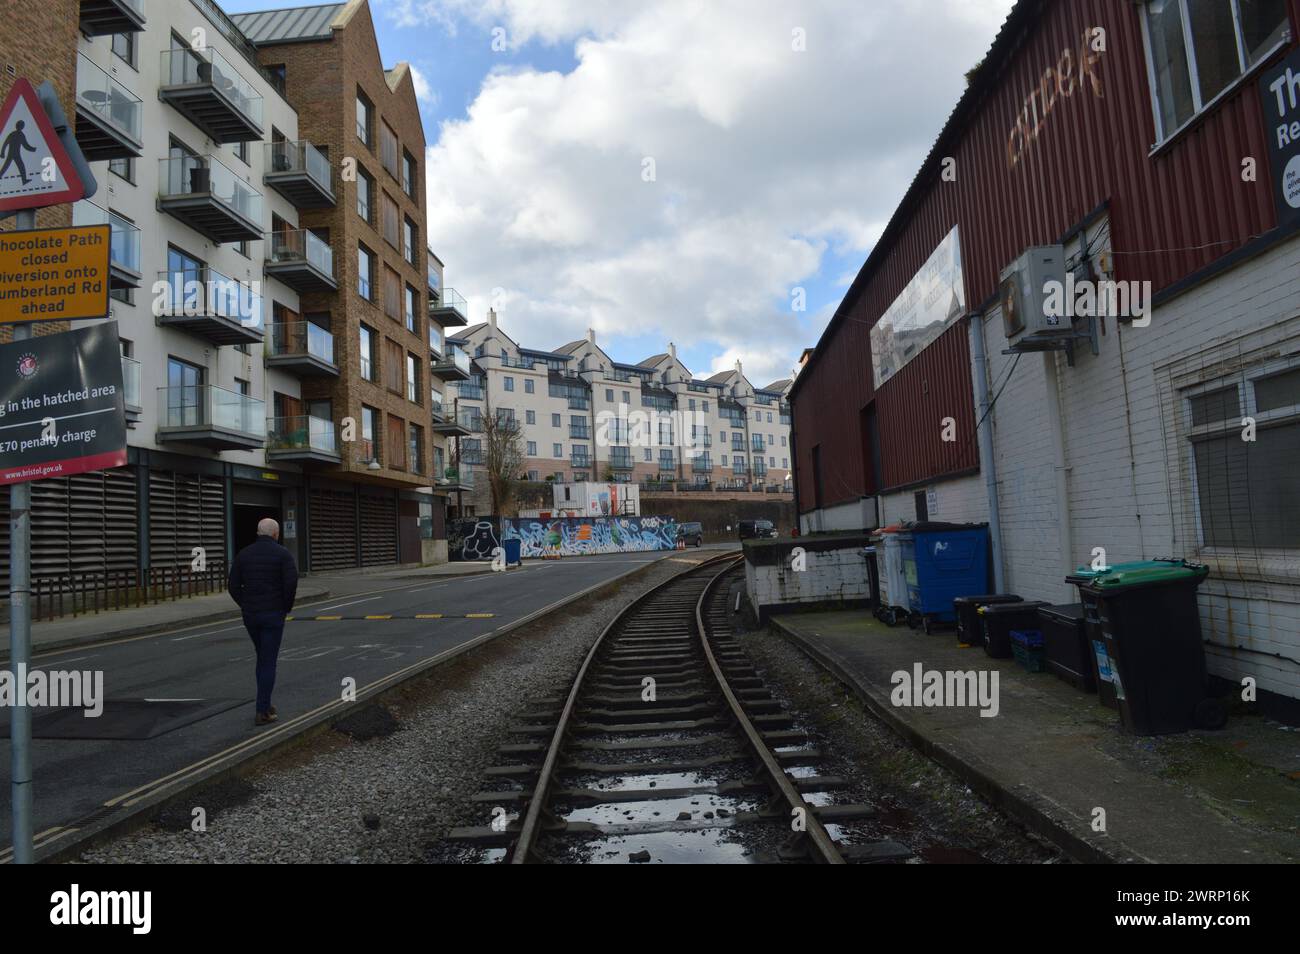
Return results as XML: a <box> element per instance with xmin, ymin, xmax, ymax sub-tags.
<box><xmin>694</xmin><ymin>561</ymin><xmax>846</xmax><ymax>863</ymax></box>
<box><xmin>509</xmin><ymin>551</ymin><xmax>742</xmax><ymax>863</ymax></box>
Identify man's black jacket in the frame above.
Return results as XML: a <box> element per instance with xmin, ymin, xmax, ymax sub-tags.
<box><xmin>228</xmin><ymin>536</ymin><xmax>298</xmax><ymax>614</ymax></box>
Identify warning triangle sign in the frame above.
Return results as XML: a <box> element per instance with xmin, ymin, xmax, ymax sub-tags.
<box><xmin>0</xmin><ymin>78</ymin><xmax>86</xmax><ymax>213</ymax></box>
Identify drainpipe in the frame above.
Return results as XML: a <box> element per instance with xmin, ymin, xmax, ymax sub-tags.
<box><xmin>968</xmin><ymin>314</ymin><xmax>1006</xmax><ymax>592</ymax></box>
<box><xmin>1041</xmin><ymin>349</ymin><xmax>1075</xmax><ymax>599</ymax></box>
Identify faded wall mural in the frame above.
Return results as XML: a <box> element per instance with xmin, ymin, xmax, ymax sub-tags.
<box><xmin>448</xmin><ymin>516</ymin><xmax>678</xmax><ymax>560</ymax></box>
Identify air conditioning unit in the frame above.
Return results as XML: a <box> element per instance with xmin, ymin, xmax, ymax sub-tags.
<box><xmin>998</xmin><ymin>245</ymin><xmax>1067</xmax><ymax>347</ymax></box>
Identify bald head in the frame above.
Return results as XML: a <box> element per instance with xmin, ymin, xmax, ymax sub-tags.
<box><xmin>257</xmin><ymin>517</ymin><xmax>280</xmax><ymax>541</ymax></box>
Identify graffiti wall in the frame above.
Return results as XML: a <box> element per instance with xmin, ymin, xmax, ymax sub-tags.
<box><xmin>506</xmin><ymin>516</ymin><xmax>678</xmax><ymax>557</ymax></box>
<box><xmin>449</xmin><ymin>516</ymin><xmax>679</xmax><ymax>559</ymax></box>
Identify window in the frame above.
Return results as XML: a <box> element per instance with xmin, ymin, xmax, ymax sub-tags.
<box><xmin>605</xmin><ymin>388</ymin><xmax>613</xmax><ymax>402</ymax></box>
<box><xmin>770</xmin><ymin>456</ymin><xmax>776</xmax><ymax>467</ymax></box>
<box><xmin>229</xmin><ymin>139</ymin><xmax>249</xmax><ymax>165</ymax></box>
<box><xmin>357</xmin><ymin>169</ymin><xmax>373</xmax><ymax>223</ymax></box>
<box><xmin>720</xmin><ymin>430</ymin><xmax>727</xmax><ymax>443</ymax></box>
<box><xmin>1142</xmin><ymin>0</ymin><xmax>1290</xmax><ymax>142</ymax></box>
<box><xmin>552</xmin><ymin>413</ymin><xmax>561</xmax><ymax>427</ymax></box>
<box><xmin>112</xmin><ymin>32</ymin><xmax>137</xmax><ymax>69</ymax></box>
<box><xmin>402</xmin><ymin>150</ymin><xmax>417</xmax><ymax>197</ymax></box>
<box><xmin>527</xmin><ymin>441</ymin><xmax>537</xmax><ymax>456</ymax></box>
<box><xmin>703</xmin><ymin>401</ymin><xmax>709</xmax><ymax>412</ymax></box>
<box><xmin>622</xmin><ymin>390</ymin><xmax>630</xmax><ymax>404</ymax></box>
<box><xmin>409</xmin><ymin>423</ymin><xmax>424</xmax><ymax>473</ymax></box>
<box><xmin>380</xmin><ymin>121</ymin><xmax>399</xmax><ymax>178</ymax></box>
<box><xmin>1184</xmin><ymin>361</ymin><xmax>1300</xmax><ymax>548</ymax></box>
<box><xmin>553</xmin><ymin>443</ymin><xmax>563</xmax><ymax>458</ymax></box>
<box><xmin>658</xmin><ymin>420</ymin><xmax>673</xmax><ymax>445</ymax></box>
<box><xmin>755</xmin><ymin>410</ymin><xmax>761</xmax><ymax>421</ymax></box>
<box><xmin>385</xmin><ymin>338</ymin><xmax>404</xmax><ymax>394</ymax></box>
<box><xmin>504</xmin><ymin>376</ymin><xmax>514</xmax><ymax>392</ymax></box>
<box><xmin>766</xmin><ymin>411</ymin><xmax>773</xmax><ymax>423</ymax></box>
<box><xmin>524</xmin><ymin>378</ymin><xmax>534</xmax><ymax>394</ymax></box>
<box><xmin>407</xmin><ymin>352</ymin><xmax>420</xmax><ymax>403</ymax></box>
<box><xmin>361</xmin><ymin>405</ymin><xmax>380</xmax><ymax>461</ymax></box>
<box><xmin>383</xmin><ymin>266</ymin><xmax>400</xmax><ymax>321</ymax></box>
<box><xmin>781</xmin><ymin>435</ymin><xmax>787</xmax><ymax>446</ymax></box>
<box><xmin>405</xmin><ymin>284</ymin><xmax>417</xmax><ymax>333</ymax></box>
<box><xmin>356</xmin><ymin>91</ymin><xmax>373</xmax><ymax>146</ymax></box>
<box><xmin>643</xmin><ymin>448</ymin><xmax>652</xmax><ymax>461</ymax></box>
<box><xmin>403</xmin><ymin>217</ymin><xmax>416</xmax><ymax>264</ymax></box>
<box><xmin>381</xmin><ymin>191</ymin><xmax>399</xmax><ymax>248</ymax></box>
<box><xmin>359</xmin><ymin>324</ymin><xmax>376</xmax><ymax>381</ymax></box>
<box><xmin>165</xmin><ymin>358</ymin><xmax>204</xmax><ymax>426</ymax></box>
<box><xmin>109</xmin><ymin>156</ymin><xmax>134</xmax><ymax>184</ymax></box>
<box><xmin>418</xmin><ymin>498</ymin><xmax>434</xmax><ymax>539</ymax></box>
<box><xmin>526</xmin><ymin>410</ymin><xmax>536</xmax><ymax>425</ymax></box>
<box><xmin>234</xmin><ymin>377</ymin><xmax>250</xmax><ymax>395</ymax></box>
<box><xmin>496</xmin><ymin>408</ymin><xmax>515</xmax><ymax>426</ymax></box>
<box><xmin>783</xmin><ymin>458</ymin><xmax>789</xmax><ymax>469</ymax></box>
<box><xmin>357</xmin><ymin>244</ymin><xmax>374</xmax><ymax>300</ymax></box>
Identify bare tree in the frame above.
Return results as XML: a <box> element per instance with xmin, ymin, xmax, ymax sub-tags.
<box><xmin>483</xmin><ymin>410</ymin><xmax>527</xmax><ymax>515</ymax></box>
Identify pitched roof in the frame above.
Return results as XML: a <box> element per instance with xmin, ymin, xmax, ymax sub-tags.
<box><xmin>230</xmin><ymin>3</ymin><xmax>346</xmax><ymax>43</ymax></box>
<box><xmin>639</xmin><ymin>352</ymin><xmax>668</xmax><ymax>368</ymax></box>
<box><xmin>761</xmin><ymin>379</ymin><xmax>792</xmax><ymax>393</ymax></box>
<box><xmin>555</xmin><ymin>339</ymin><xmax>587</xmax><ymax>355</ymax></box>
<box><xmin>706</xmin><ymin>369</ymin><xmax>734</xmax><ymax>383</ymax></box>
<box><xmin>459</xmin><ymin>322</ymin><xmax>488</xmax><ymax>337</ymax></box>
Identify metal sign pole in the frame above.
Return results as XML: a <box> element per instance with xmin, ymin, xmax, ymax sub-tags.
<box><xmin>8</xmin><ymin>207</ymin><xmax>35</xmax><ymax>863</ymax></box>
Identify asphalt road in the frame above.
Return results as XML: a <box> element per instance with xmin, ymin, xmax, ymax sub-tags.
<box><xmin>0</xmin><ymin>549</ymin><xmax>709</xmax><ymax>855</ymax></box>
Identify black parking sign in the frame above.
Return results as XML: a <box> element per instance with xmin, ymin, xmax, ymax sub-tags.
<box><xmin>1260</xmin><ymin>47</ymin><xmax>1300</xmax><ymax>230</ymax></box>
<box><xmin>0</xmin><ymin>323</ymin><xmax>127</xmax><ymax>485</ymax></box>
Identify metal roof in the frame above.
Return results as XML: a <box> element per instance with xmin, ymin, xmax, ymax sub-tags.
<box><xmin>229</xmin><ymin>3</ymin><xmax>345</xmax><ymax>44</ymax></box>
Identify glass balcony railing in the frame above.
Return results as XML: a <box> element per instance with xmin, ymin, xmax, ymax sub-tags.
<box><xmin>157</xmin><ymin>385</ymin><xmax>267</xmax><ymax>436</ymax></box>
<box><xmin>267</xmin><ymin>321</ymin><xmax>334</xmax><ymax>364</ymax></box>
<box><xmin>436</xmin><ymin>407</ymin><xmax>478</xmax><ymax>431</ymax></box>
<box><xmin>267</xmin><ymin>415</ymin><xmax>338</xmax><ymax>455</ymax></box>
<box><xmin>76</xmin><ymin>53</ymin><xmax>141</xmax><ymax>141</ymax></box>
<box><xmin>427</xmin><ymin>258</ymin><xmax>440</xmax><ymax>291</ymax></box>
<box><xmin>156</xmin><ymin>266</ymin><xmax>262</xmax><ymax>328</ymax></box>
<box><xmin>455</xmin><ymin>383</ymin><xmax>485</xmax><ymax>401</ymax></box>
<box><xmin>570</xmin><ymin>456</ymin><xmax>591</xmax><ymax>469</ymax></box>
<box><xmin>567</xmin><ymin>396</ymin><xmax>590</xmax><ymax>410</ymax></box>
<box><xmin>434</xmin><ymin>287</ymin><xmax>466</xmax><ymax>314</ymax></box>
<box><xmin>72</xmin><ymin>201</ymin><xmax>139</xmax><ymax>275</ymax></box>
<box><xmin>121</xmin><ymin>356</ymin><xmax>141</xmax><ymax>410</ymax></box>
<box><xmin>267</xmin><ymin>228</ymin><xmax>333</xmax><ymax>276</ymax></box>
<box><xmin>160</xmin><ymin>46</ymin><xmax>263</xmax><ymax>128</ymax></box>
<box><xmin>429</xmin><ymin>324</ymin><xmax>443</xmax><ymax>355</ymax></box>
<box><xmin>692</xmin><ymin>455</ymin><xmax>712</xmax><ymax>472</ymax></box>
<box><xmin>731</xmin><ymin>438</ymin><xmax>746</xmax><ymax>452</ymax></box>
<box><xmin>500</xmin><ymin>355</ymin><xmax>537</xmax><ymax>369</ymax></box>
<box><xmin>265</xmin><ymin>140</ymin><xmax>331</xmax><ymax>193</ymax></box>
<box><xmin>609</xmin><ymin>451</ymin><xmax>633</xmax><ymax>470</ymax></box>
<box><xmin>433</xmin><ymin>343</ymin><xmax>471</xmax><ymax>375</ymax></box>
<box><xmin>159</xmin><ymin>154</ymin><xmax>263</xmax><ymax>223</ymax></box>
<box><xmin>751</xmin><ymin>437</ymin><xmax>766</xmax><ymax>452</ymax></box>
<box><xmin>430</xmin><ymin>392</ymin><xmax>444</xmax><ymax>418</ymax></box>
<box><xmin>569</xmin><ymin>424</ymin><xmax>591</xmax><ymax>439</ymax></box>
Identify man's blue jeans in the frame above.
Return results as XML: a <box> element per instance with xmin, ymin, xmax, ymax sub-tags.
<box><xmin>243</xmin><ymin>611</ymin><xmax>286</xmax><ymax>714</ymax></box>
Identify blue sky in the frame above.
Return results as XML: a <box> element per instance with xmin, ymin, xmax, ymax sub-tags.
<box><xmin>223</xmin><ymin>0</ymin><xmax>1012</xmax><ymax>385</ymax></box>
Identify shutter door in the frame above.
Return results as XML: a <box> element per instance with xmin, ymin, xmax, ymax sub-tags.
<box><xmin>359</xmin><ymin>492</ymin><xmax>397</xmax><ymax>566</ymax></box>
<box><xmin>148</xmin><ymin>469</ymin><xmax>226</xmax><ymax>570</ymax></box>
<box><xmin>0</xmin><ymin>467</ymin><xmax>140</xmax><ymax>589</ymax></box>
<box><xmin>308</xmin><ymin>486</ymin><xmax>356</xmax><ymax>570</ymax></box>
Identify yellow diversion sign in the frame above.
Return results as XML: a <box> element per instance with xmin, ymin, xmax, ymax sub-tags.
<box><xmin>0</xmin><ymin>224</ymin><xmax>110</xmax><ymax>322</ymax></box>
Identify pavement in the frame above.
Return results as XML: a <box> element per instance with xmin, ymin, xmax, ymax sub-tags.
<box><xmin>0</xmin><ymin>547</ymin><xmax>733</xmax><ymax>858</ymax></box>
<box><xmin>770</xmin><ymin>610</ymin><xmax>1300</xmax><ymax>864</ymax></box>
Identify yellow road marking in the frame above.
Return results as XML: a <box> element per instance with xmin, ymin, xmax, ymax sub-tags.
<box><xmin>364</xmin><ymin>614</ymin><xmax>393</xmax><ymax>620</ymax></box>
<box><xmin>466</xmin><ymin>613</ymin><xmax>495</xmax><ymax>618</ymax></box>
<box><xmin>414</xmin><ymin>613</ymin><xmax>443</xmax><ymax>619</ymax></box>
<box><xmin>315</xmin><ymin>615</ymin><xmax>342</xmax><ymax>620</ymax></box>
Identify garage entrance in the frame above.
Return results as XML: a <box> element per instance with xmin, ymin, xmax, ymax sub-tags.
<box><xmin>232</xmin><ymin>483</ymin><xmax>283</xmax><ymax>556</ymax></box>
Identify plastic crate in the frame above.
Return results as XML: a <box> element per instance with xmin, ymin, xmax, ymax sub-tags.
<box><xmin>1011</xmin><ymin>629</ymin><xmax>1045</xmax><ymax>672</ymax></box>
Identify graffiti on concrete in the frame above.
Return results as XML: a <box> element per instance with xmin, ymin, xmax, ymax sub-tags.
<box><xmin>448</xmin><ymin>518</ymin><xmax>501</xmax><ymax>561</ymax></box>
<box><xmin>504</xmin><ymin>515</ymin><xmax>678</xmax><ymax>558</ymax></box>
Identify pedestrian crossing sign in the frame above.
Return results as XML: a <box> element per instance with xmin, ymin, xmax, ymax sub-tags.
<box><xmin>0</xmin><ymin>78</ymin><xmax>86</xmax><ymax>213</ymax></box>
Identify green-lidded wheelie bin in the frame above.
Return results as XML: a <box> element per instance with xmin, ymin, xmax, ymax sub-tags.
<box><xmin>1066</xmin><ymin>560</ymin><xmax>1225</xmax><ymax>735</ymax></box>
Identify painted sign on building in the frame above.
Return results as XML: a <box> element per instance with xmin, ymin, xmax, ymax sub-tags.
<box><xmin>869</xmin><ymin>226</ymin><xmax>965</xmax><ymax>388</ymax></box>
<box><xmin>1260</xmin><ymin>47</ymin><xmax>1300</xmax><ymax>230</ymax></box>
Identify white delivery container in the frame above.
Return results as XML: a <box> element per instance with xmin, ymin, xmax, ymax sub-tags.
<box><xmin>877</xmin><ymin>531</ymin><xmax>910</xmax><ymax>626</ymax></box>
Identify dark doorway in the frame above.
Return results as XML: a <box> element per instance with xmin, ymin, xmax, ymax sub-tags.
<box><xmin>232</xmin><ymin>482</ymin><xmax>284</xmax><ymax>556</ymax></box>
<box><xmin>914</xmin><ymin>489</ymin><xmax>929</xmax><ymax>522</ymax></box>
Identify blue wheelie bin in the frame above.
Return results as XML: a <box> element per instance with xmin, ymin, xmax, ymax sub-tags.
<box><xmin>900</xmin><ymin>522</ymin><xmax>991</xmax><ymax>634</ymax></box>
<box><xmin>502</xmin><ymin>537</ymin><xmax>522</xmax><ymax>567</ymax></box>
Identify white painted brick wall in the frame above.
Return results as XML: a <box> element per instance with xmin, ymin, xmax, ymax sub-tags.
<box><xmin>746</xmin><ymin>545</ymin><xmax>871</xmax><ymax>609</ymax></box>
<box><xmin>985</xmin><ymin>230</ymin><xmax>1300</xmax><ymax>700</ymax></box>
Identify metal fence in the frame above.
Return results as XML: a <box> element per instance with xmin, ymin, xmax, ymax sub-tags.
<box><xmin>27</xmin><ymin>563</ymin><xmax>229</xmax><ymax>622</ymax></box>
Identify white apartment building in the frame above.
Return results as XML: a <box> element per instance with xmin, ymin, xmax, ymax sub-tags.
<box><xmin>439</xmin><ymin>311</ymin><xmax>793</xmax><ymax>511</ymax></box>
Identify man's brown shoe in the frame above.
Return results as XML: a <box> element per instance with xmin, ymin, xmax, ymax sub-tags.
<box><xmin>254</xmin><ymin>711</ymin><xmax>277</xmax><ymax>726</ymax></box>
<box><xmin>268</xmin><ymin>705</ymin><xmax>277</xmax><ymax>717</ymax></box>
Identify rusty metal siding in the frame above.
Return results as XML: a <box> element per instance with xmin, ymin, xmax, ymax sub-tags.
<box><xmin>795</xmin><ymin>0</ymin><xmax>1300</xmax><ymax>503</ymax></box>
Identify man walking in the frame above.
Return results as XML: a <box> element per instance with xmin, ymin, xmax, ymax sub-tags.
<box><xmin>228</xmin><ymin>518</ymin><xmax>298</xmax><ymax>725</ymax></box>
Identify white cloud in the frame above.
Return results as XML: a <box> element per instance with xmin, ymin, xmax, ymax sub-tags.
<box><xmin>407</xmin><ymin>63</ymin><xmax>438</xmax><ymax>107</ymax></box>
<box><xmin>405</xmin><ymin>0</ymin><xmax>1013</xmax><ymax>385</ymax></box>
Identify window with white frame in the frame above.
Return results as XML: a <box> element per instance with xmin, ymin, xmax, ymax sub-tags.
<box><xmin>1183</xmin><ymin>359</ymin><xmax>1300</xmax><ymax>549</ymax></box>
<box><xmin>1141</xmin><ymin>0</ymin><xmax>1290</xmax><ymax>143</ymax></box>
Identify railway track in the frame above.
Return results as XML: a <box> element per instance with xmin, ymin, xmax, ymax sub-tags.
<box><xmin>448</xmin><ymin>553</ymin><xmax>913</xmax><ymax>863</ymax></box>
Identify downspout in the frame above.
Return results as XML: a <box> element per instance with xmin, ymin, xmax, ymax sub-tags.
<box><xmin>968</xmin><ymin>313</ymin><xmax>1006</xmax><ymax>592</ymax></box>
<box><xmin>1041</xmin><ymin>349</ymin><xmax>1075</xmax><ymax>599</ymax></box>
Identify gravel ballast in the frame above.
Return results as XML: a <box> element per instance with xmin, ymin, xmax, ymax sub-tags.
<box><xmin>79</xmin><ymin>553</ymin><xmax>717</xmax><ymax>864</ymax></box>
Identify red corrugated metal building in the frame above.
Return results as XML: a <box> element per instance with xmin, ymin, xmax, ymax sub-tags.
<box><xmin>792</xmin><ymin>0</ymin><xmax>1300</xmax><ymax>522</ymax></box>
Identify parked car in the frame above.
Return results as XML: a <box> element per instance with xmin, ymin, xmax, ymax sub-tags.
<box><xmin>677</xmin><ymin>521</ymin><xmax>704</xmax><ymax>547</ymax></box>
<box><xmin>738</xmin><ymin>519</ymin><xmax>777</xmax><ymax>540</ymax></box>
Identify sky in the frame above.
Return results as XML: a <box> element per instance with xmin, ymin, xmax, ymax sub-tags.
<box><xmin>223</xmin><ymin>0</ymin><xmax>1017</xmax><ymax>387</ymax></box>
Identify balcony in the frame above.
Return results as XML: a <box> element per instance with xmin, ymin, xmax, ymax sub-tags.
<box><xmin>427</xmin><ymin>256</ymin><xmax>440</xmax><ymax>294</ymax></box>
<box><xmin>501</xmin><ymin>355</ymin><xmax>537</xmax><ymax>370</ymax></box>
<box><xmin>437</xmin><ymin>469</ymin><xmax>474</xmax><ymax>492</ymax></box>
<box><xmin>156</xmin><ymin>266</ymin><xmax>263</xmax><ymax>346</ymax></box>
<box><xmin>432</xmin><ymin>343</ymin><xmax>471</xmax><ymax>381</ymax></box>
<box><xmin>428</xmin><ymin>287</ymin><xmax>467</xmax><ymax>328</ymax></box>
<box><xmin>266</xmin><ymin>415</ymin><xmax>341</xmax><ymax>464</ymax></box>
<box><xmin>264</xmin><ymin>228</ymin><xmax>336</xmax><ymax>293</ymax></box>
<box><xmin>570</xmin><ymin>456</ymin><xmax>591</xmax><ymax>470</ymax></box>
<box><xmin>567</xmin><ymin>396</ymin><xmax>590</xmax><ymax>410</ymax></box>
<box><xmin>459</xmin><ymin>445</ymin><xmax>484</xmax><ymax>466</ymax></box>
<box><xmin>73</xmin><ymin>201</ymin><xmax>140</xmax><ymax>289</ymax></box>
<box><xmin>751</xmin><ymin>437</ymin><xmax>766</xmax><ymax>453</ymax></box>
<box><xmin>732</xmin><ymin>463</ymin><xmax>750</xmax><ymax>476</ymax></box>
<box><xmin>158</xmin><ymin>155</ymin><xmax>263</xmax><ymax>244</ymax></box>
<box><xmin>731</xmin><ymin>438</ymin><xmax>746</xmax><ymax>452</ymax></box>
<box><xmin>264</xmin><ymin>140</ymin><xmax>334</xmax><ymax>208</ymax></box>
<box><xmin>453</xmin><ymin>382</ymin><xmax>485</xmax><ymax>401</ymax></box>
<box><xmin>569</xmin><ymin>424</ymin><xmax>591</xmax><ymax>439</ymax></box>
<box><xmin>159</xmin><ymin>46</ymin><xmax>263</xmax><ymax>143</ymax></box>
<box><xmin>429</xmin><ymin>324</ymin><xmax>444</xmax><ymax>357</ymax></box>
<box><xmin>79</xmin><ymin>0</ymin><xmax>144</xmax><ymax>35</ymax></box>
<box><xmin>691</xmin><ymin>434</ymin><xmax>713</xmax><ymax>449</ymax></box>
<box><xmin>692</xmin><ymin>455</ymin><xmax>712</xmax><ymax>472</ymax></box>
<box><xmin>156</xmin><ymin>385</ymin><xmax>266</xmax><ymax>450</ymax></box>
<box><xmin>74</xmin><ymin>54</ymin><xmax>141</xmax><ymax>160</ymax></box>
<box><xmin>121</xmin><ymin>356</ymin><xmax>141</xmax><ymax>423</ymax></box>
<box><xmin>432</xmin><ymin>407</ymin><xmax>476</xmax><ymax>437</ymax></box>
<box><xmin>609</xmin><ymin>450</ymin><xmax>634</xmax><ymax>471</ymax></box>
<box><xmin>265</xmin><ymin>321</ymin><xmax>337</xmax><ymax>377</ymax></box>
